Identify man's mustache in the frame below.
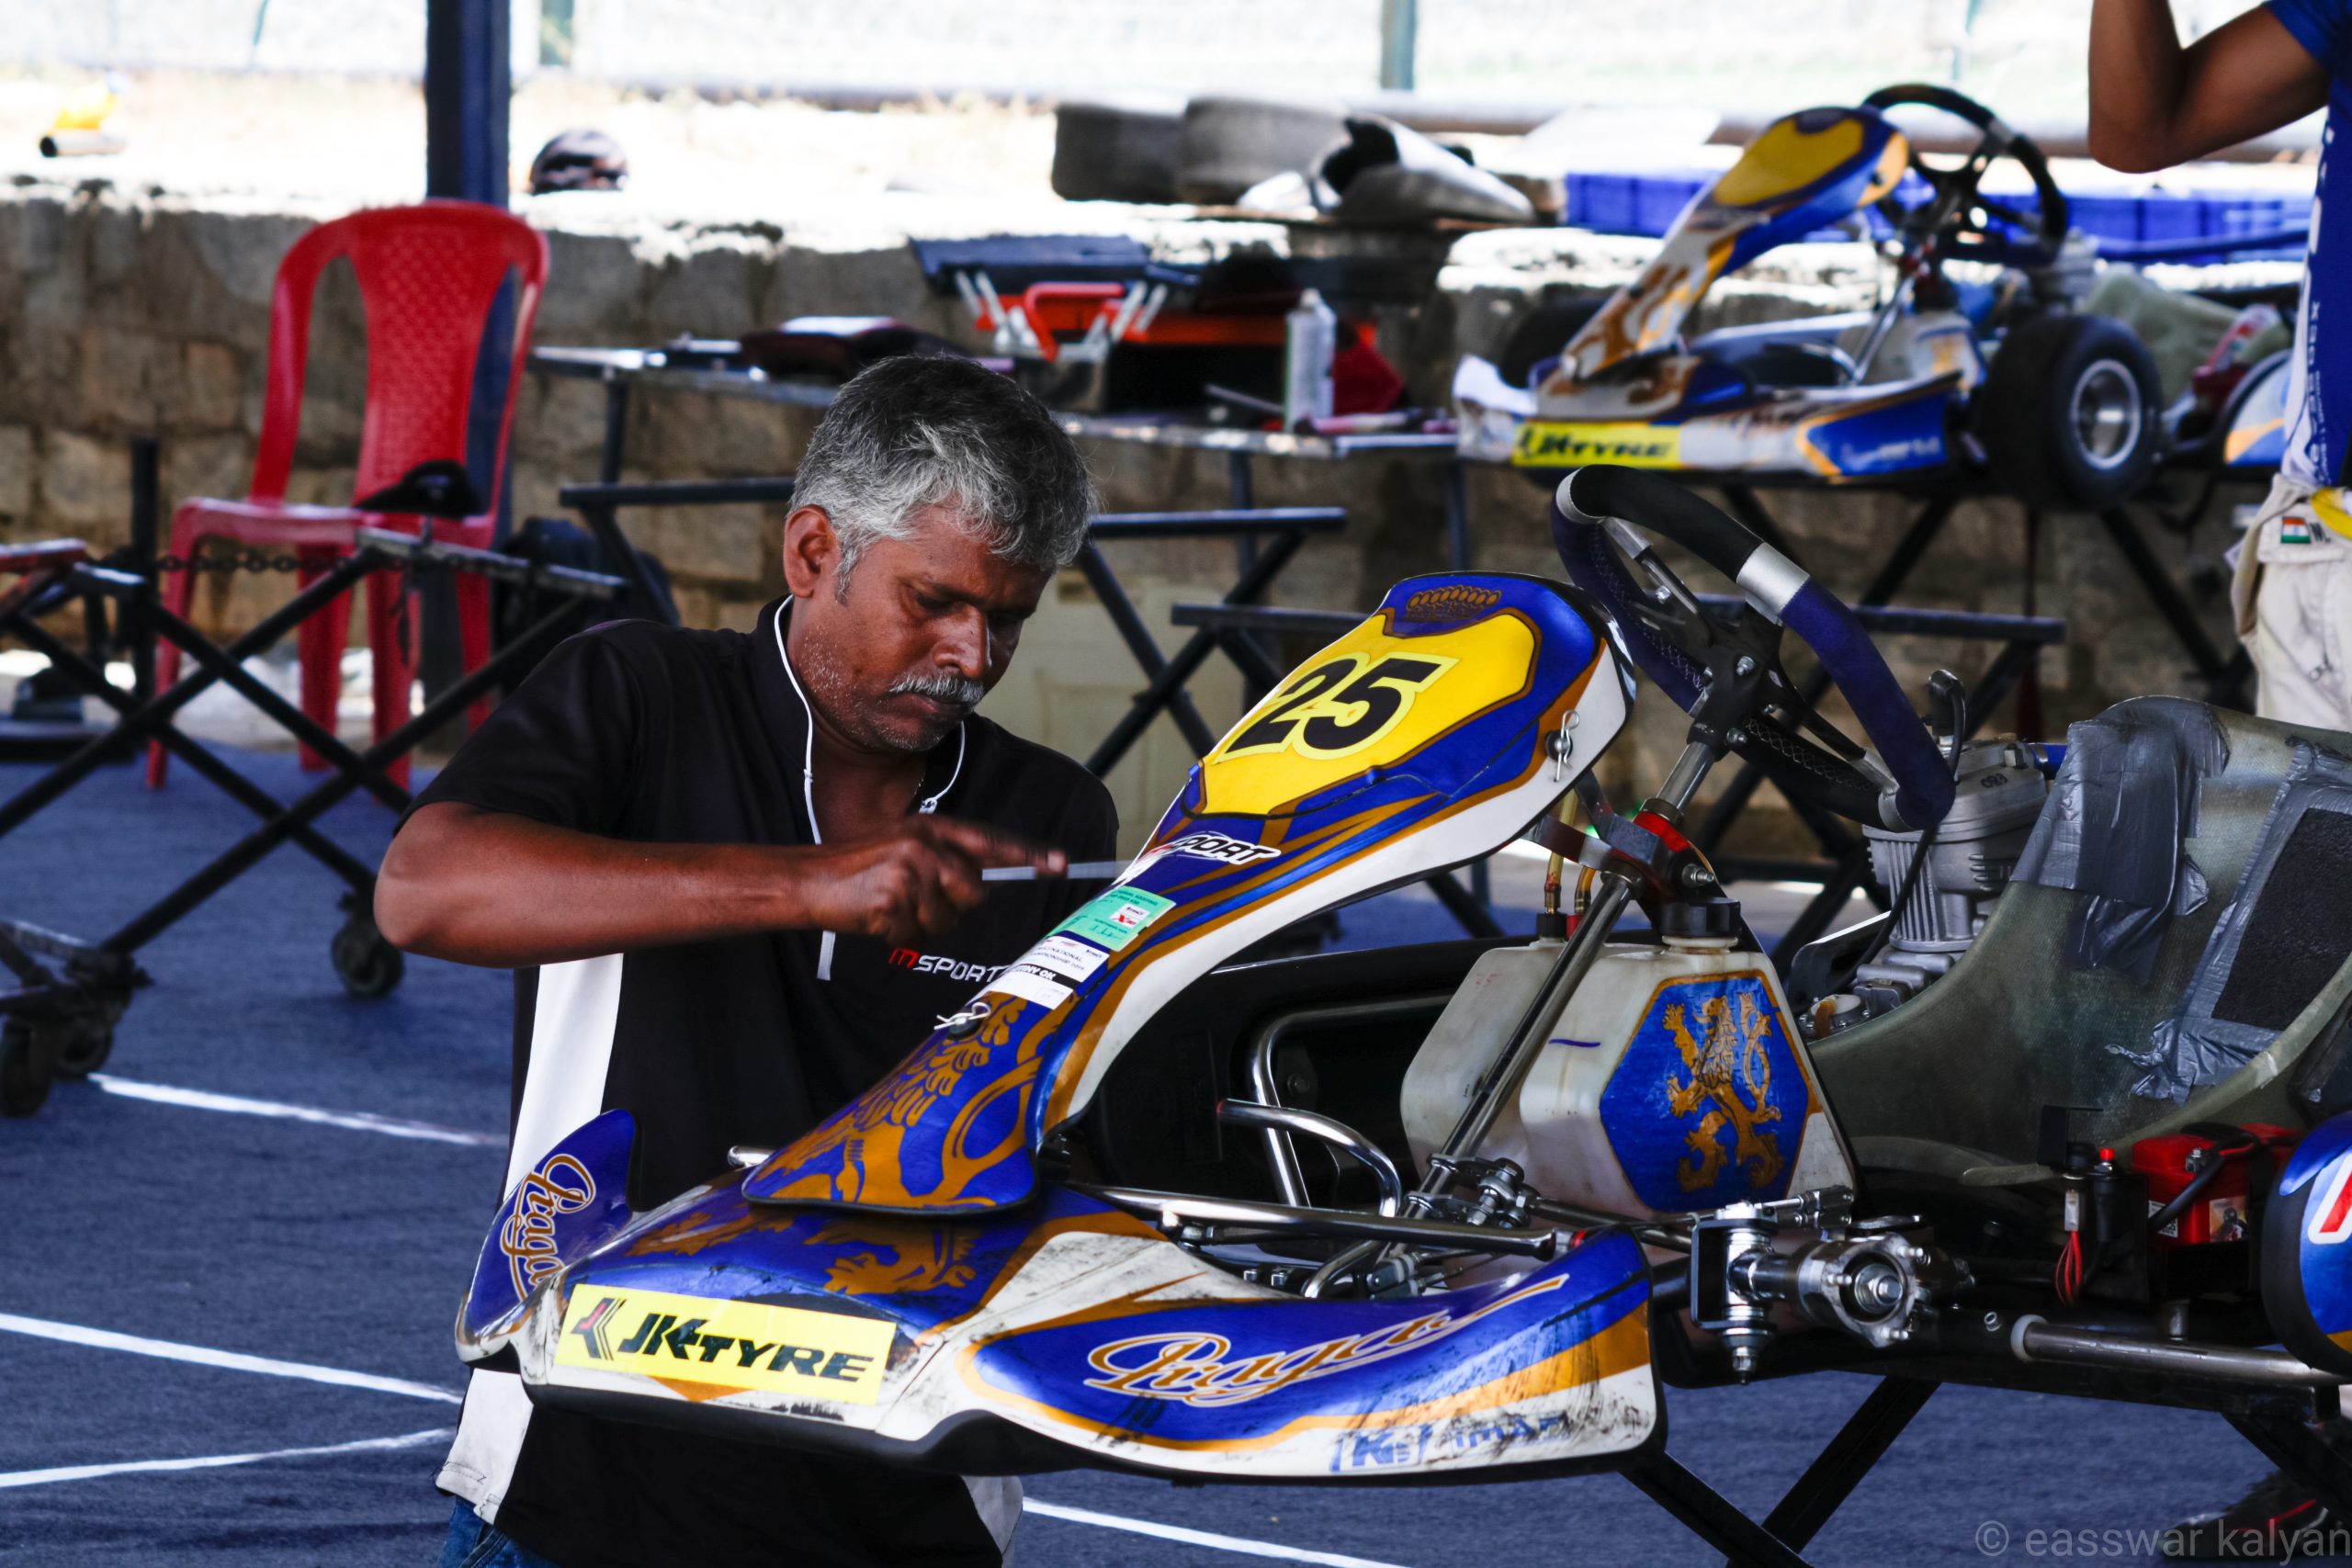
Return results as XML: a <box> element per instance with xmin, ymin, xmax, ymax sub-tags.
<box><xmin>888</xmin><ymin>671</ymin><xmax>987</xmax><ymax>708</ymax></box>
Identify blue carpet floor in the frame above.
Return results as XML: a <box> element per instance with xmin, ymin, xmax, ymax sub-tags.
<box><xmin>0</xmin><ymin>748</ymin><xmax>2307</xmax><ymax>1566</ymax></box>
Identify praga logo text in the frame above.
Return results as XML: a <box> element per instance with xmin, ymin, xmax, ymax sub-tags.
<box><xmin>1081</xmin><ymin>1275</ymin><xmax>1571</xmax><ymax>1407</ymax></box>
<box><xmin>499</xmin><ymin>1152</ymin><xmax>596</xmax><ymax>1298</ymax></box>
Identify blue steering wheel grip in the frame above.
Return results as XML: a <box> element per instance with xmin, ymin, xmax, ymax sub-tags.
<box><xmin>1551</xmin><ymin>466</ymin><xmax>1954</xmax><ymax>831</ymax></box>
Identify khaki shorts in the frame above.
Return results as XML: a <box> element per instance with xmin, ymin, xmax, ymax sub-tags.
<box><xmin>2233</xmin><ymin>479</ymin><xmax>2352</xmax><ymax>731</ymax></box>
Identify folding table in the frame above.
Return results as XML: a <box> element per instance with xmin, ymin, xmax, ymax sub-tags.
<box><xmin>0</xmin><ymin>523</ymin><xmax>624</xmax><ymax>1108</ymax></box>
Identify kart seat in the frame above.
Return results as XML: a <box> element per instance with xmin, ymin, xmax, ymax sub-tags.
<box><xmin>1813</xmin><ymin>699</ymin><xmax>2352</xmax><ymax>1169</ymax></box>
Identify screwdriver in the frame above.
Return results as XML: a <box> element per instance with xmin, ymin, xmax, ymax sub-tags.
<box><xmin>980</xmin><ymin>860</ymin><xmax>1127</xmax><ymax>883</ymax></box>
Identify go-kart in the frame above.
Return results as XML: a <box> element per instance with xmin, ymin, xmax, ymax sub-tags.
<box><xmin>1455</xmin><ymin>85</ymin><xmax>2176</xmax><ymax>510</ymax></box>
<box><xmin>458</xmin><ymin>467</ymin><xmax>2352</xmax><ymax>1562</ymax></box>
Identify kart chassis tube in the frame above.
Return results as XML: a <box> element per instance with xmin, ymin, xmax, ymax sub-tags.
<box><xmin>1080</xmin><ymin>1186</ymin><xmax>1559</xmax><ymax>1258</ymax></box>
<box><xmin>2009</xmin><ymin>1316</ymin><xmax>2347</xmax><ymax>1390</ymax></box>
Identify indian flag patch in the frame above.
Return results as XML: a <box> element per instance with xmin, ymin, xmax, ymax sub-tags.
<box><xmin>2282</xmin><ymin>515</ymin><xmax>2315</xmax><ymax>546</ymax></box>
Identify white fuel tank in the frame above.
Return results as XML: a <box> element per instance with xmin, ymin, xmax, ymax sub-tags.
<box><xmin>1401</xmin><ymin>936</ymin><xmax>1852</xmax><ymax>1220</ymax></box>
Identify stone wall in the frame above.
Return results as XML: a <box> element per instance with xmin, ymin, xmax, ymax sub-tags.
<box><xmin>0</xmin><ymin>179</ymin><xmax>2254</xmax><ymax>854</ymax></box>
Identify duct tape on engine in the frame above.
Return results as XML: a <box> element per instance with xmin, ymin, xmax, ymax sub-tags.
<box><xmin>2011</xmin><ymin>698</ymin><xmax>2229</xmax><ymax>987</ymax></box>
<box><xmin>2121</xmin><ymin>740</ymin><xmax>2352</xmax><ymax>1100</ymax></box>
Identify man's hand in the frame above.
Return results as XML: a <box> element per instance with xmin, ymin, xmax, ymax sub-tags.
<box><xmin>795</xmin><ymin>818</ymin><xmax>1064</xmax><ymax>944</ymax></box>
<box><xmin>2089</xmin><ymin>0</ymin><xmax>2326</xmax><ymax>172</ymax></box>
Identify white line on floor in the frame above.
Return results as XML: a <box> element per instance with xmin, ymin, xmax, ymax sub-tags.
<box><xmin>0</xmin><ymin>1313</ymin><xmax>463</xmax><ymax>1404</ymax></box>
<box><xmin>89</xmin><ymin>1074</ymin><xmax>503</xmax><ymax>1148</ymax></box>
<box><xmin>0</xmin><ymin>1310</ymin><xmax>1405</xmax><ymax>1565</ymax></box>
<box><xmin>0</xmin><ymin>1427</ymin><xmax>455</xmax><ymax>1489</ymax></box>
<box><xmin>1022</xmin><ymin>1499</ymin><xmax>1416</xmax><ymax>1568</ymax></box>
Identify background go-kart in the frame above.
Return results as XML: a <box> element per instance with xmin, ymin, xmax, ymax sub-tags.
<box><xmin>0</xmin><ymin>756</ymin><xmax>2284</xmax><ymax>1567</ymax></box>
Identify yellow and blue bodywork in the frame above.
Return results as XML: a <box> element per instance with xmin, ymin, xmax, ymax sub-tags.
<box><xmin>1455</xmin><ymin>104</ymin><xmax>1981</xmax><ymax>483</ymax></box>
<box><xmin>2264</xmin><ymin>1111</ymin><xmax>2352</xmax><ymax>1381</ymax></box>
<box><xmin>740</xmin><ymin>571</ymin><xmax>1629</xmax><ymax>1217</ymax></box>
<box><xmin>454</xmin><ymin>572</ymin><xmax>1668</xmax><ymax>1483</ymax></box>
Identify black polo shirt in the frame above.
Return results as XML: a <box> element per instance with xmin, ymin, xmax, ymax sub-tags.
<box><xmin>415</xmin><ymin>598</ymin><xmax>1116</xmax><ymax>1568</ymax></box>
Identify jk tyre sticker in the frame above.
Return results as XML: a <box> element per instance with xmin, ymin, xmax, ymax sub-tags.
<box><xmin>558</xmin><ymin>1285</ymin><xmax>896</xmax><ymax>1404</ymax></box>
<box><xmin>1512</xmin><ymin>422</ymin><xmax>1682</xmax><ymax>468</ymax></box>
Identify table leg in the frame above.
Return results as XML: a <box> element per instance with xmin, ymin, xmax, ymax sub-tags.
<box><xmin>1858</xmin><ymin>493</ymin><xmax>1956</xmax><ymax>606</ymax></box>
<box><xmin>577</xmin><ymin>502</ymin><xmax>679</xmax><ymax>626</ymax></box>
<box><xmin>1075</xmin><ymin>544</ymin><xmax>1218</xmax><ymax>761</ymax></box>
<box><xmin>1085</xmin><ymin>528</ymin><xmax>1313</xmax><ymax>779</ymax></box>
<box><xmin>2094</xmin><ymin>504</ymin><xmax>2233</xmax><ymax>694</ymax></box>
<box><xmin>1444</xmin><ymin>458</ymin><xmax>1473</xmax><ymax>571</ymax></box>
<box><xmin>1223</xmin><ymin>452</ymin><xmax>1275</xmax><ymax>697</ymax></box>
<box><xmin>598</xmin><ymin>375</ymin><xmax>630</xmax><ymax>486</ymax></box>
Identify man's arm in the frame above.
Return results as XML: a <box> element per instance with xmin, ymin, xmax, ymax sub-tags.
<box><xmin>376</xmin><ymin>804</ymin><xmax>1061</xmax><ymax>967</ymax></box>
<box><xmin>2089</xmin><ymin>0</ymin><xmax>2328</xmax><ymax>172</ymax></box>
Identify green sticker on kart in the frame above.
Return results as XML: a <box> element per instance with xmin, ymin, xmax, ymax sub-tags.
<box><xmin>1055</xmin><ymin>887</ymin><xmax>1176</xmax><ymax>952</ymax></box>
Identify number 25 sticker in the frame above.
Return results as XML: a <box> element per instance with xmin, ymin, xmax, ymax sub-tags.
<box><xmin>1221</xmin><ymin>653</ymin><xmax>1457</xmax><ymax>761</ymax></box>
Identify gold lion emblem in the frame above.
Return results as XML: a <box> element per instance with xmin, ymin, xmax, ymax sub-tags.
<box><xmin>809</xmin><ymin>1224</ymin><xmax>978</xmax><ymax>1295</ymax></box>
<box><xmin>1663</xmin><ymin>991</ymin><xmax>1784</xmax><ymax>1194</ymax></box>
<box><xmin>762</xmin><ymin>1000</ymin><xmax>1034</xmax><ymax>1207</ymax></box>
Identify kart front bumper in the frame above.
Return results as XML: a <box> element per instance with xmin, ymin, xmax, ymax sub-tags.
<box><xmin>478</xmin><ymin>1179</ymin><xmax>1662</xmax><ymax>1483</ymax></box>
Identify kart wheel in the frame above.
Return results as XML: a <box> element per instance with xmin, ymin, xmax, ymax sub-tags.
<box><xmin>0</xmin><ymin>1019</ymin><xmax>59</xmax><ymax>1117</ymax></box>
<box><xmin>1977</xmin><ymin>313</ymin><xmax>2164</xmax><ymax>509</ymax></box>
<box><xmin>1052</xmin><ymin>98</ymin><xmax>1184</xmax><ymax>203</ymax></box>
<box><xmin>51</xmin><ymin>1015</ymin><xmax>114</xmax><ymax>1079</ymax></box>
<box><xmin>1177</xmin><ymin>96</ymin><xmax>1348</xmax><ymax>205</ymax></box>
<box><xmin>332</xmin><ymin>914</ymin><xmax>404</xmax><ymax>1001</ymax></box>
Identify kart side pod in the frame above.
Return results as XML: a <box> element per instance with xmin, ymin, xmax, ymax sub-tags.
<box><xmin>2263</xmin><ymin>1109</ymin><xmax>2352</xmax><ymax>1378</ymax></box>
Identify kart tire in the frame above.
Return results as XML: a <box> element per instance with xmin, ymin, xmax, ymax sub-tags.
<box><xmin>51</xmin><ymin>1015</ymin><xmax>113</xmax><ymax>1079</ymax></box>
<box><xmin>1977</xmin><ymin>313</ymin><xmax>2163</xmax><ymax>510</ymax></box>
<box><xmin>1498</xmin><ymin>294</ymin><xmax>1605</xmax><ymax>388</ymax></box>
<box><xmin>1</xmin><ymin>1019</ymin><xmax>57</xmax><ymax>1117</ymax></box>
<box><xmin>332</xmin><ymin>913</ymin><xmax>404</xmax><ymax>1001</ymax></box>
<box><xmin>1177</xmin><ymin>96</ymin><xmax>1348</xmax><ymax>206</ymax></box>
<box><xmin>1051</xmin><ymin>98</ymin><xmax>1184</xmax><ymax>204</ymax></box>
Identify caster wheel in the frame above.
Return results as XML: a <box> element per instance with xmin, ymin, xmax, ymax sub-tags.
<box><xmin>332</xmin><ymin>916</ymin><xmax>404</xmax><ymax>1001</ymax></box>
<box><xmin>51</xmin><ymin>1014</ymin><xmax>116</xmax><ymax>1079</ymax></box>
<box><xmin>1</xmin><ymin>1020</ymin><xmax>60</xmax><ymax>1117</ymax></box>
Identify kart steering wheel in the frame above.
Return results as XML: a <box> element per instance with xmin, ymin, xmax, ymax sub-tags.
<box><xmin>1552</xmin><ymin>466</ymin><xmax>1954</xmax><ymax>832</ymax></box>
<box><xmin>1863</xmin><ymin>84</ymin><xmax>2068</xmax><ymax>267</ymax></box>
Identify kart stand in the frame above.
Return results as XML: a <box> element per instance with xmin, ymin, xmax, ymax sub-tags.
<box><xmin>1619</xmin><ymin>1368</ymin><xmax>2352</xmax><ymax>1568</ymax></box>
<box><xmin>0</xmin><ymin>525</ymin><xmax>623</xmax><ymax>1108</ymax></box>
<box><xmin>0</xmin><ymin>921</ymin><xmax>119</xmax><ymax>1115</ymax></box>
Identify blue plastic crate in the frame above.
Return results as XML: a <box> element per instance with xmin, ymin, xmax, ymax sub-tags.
<box><xmin>1560</xmin><ymin>165</ymin><xmax>2311</xmax><ymax>265</ymax></box>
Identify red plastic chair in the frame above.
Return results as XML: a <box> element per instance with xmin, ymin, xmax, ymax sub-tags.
<box><xmin>148</xmin><ymin>202</ymin><xmax>548</xmax><ymax>790</ymax></box>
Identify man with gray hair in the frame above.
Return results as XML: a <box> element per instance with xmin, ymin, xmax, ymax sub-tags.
<box><xmin>378</xmin><ymin>356</ymin><xmax>1114</xmax><ymax>1568</ymax></box>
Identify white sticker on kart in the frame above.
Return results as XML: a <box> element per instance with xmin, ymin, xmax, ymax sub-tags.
<box><xmin>990</xmin><ymin>964</ymin><xmax>1075</xmax><ymax>1011</ymax></box>
<box><xmin>1020</xmin><ymin>933</ymin><xmax>1108</xmax><ymax>985</ymax></box>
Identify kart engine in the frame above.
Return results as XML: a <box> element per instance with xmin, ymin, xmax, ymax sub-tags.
<box><xmin>1813</xmin><ymin>738</ymin><xmax>2047</xmax><ymax>1028</ymax></box>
